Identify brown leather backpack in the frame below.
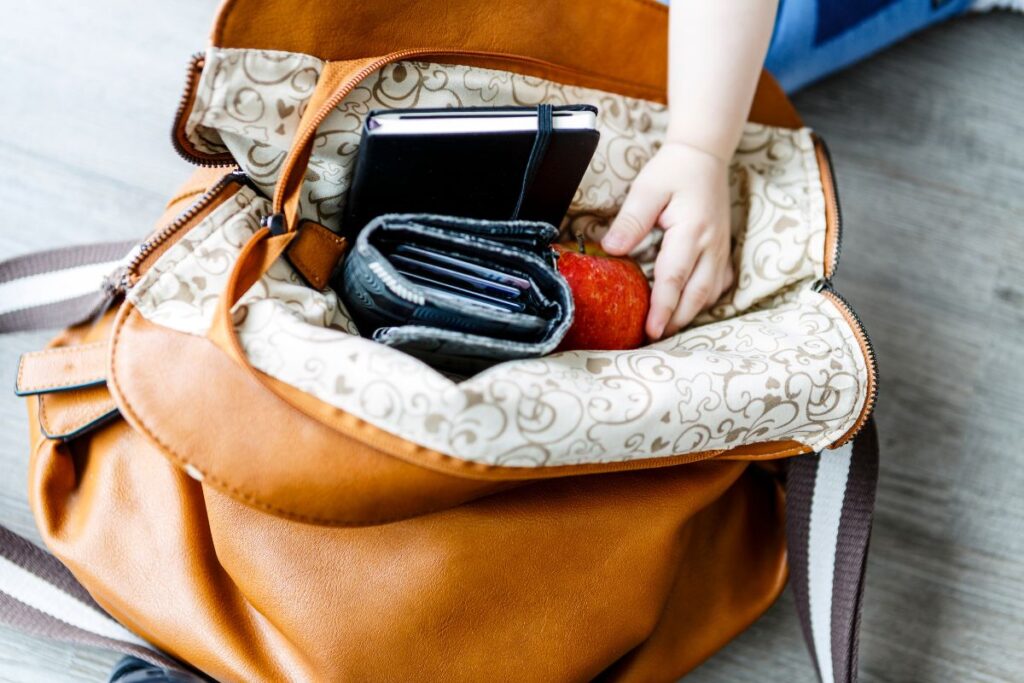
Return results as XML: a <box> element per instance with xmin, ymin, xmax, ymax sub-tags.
<box><xmin>0</xmin><ymin>1</ymin><xmax>878</xmax><ymax>681</ymax></box>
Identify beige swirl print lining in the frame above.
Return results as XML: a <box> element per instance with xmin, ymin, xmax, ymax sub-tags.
<box><xmin>127</xmin><ymin>47</ymin><xmax>868</xmax><ymax>466</ymax></box>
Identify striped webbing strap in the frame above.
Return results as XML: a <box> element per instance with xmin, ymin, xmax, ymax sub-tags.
<box><xmin>788</xmin><ymin>421</ymin><xmax>879</xmax><ymax>683</ymax></box>
<box><xmin>0</xmin><ymin>244</ymin><xmax>879</xmax><ymax>682</ymax></box>
<box><xmin>0</xmin><ymin>240</ymin><xmax>135</xmax><ymax>333</ymax></box>
<box><xmin>0</xmin><ymin>526</ymin><xmax>196</xmax><ymax>677</ymax></box>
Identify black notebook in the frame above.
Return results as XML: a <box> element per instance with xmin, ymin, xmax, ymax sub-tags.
<box><xmin>342</xmin><ymin>105</ymin><xmax>600</xmax><ymax>239</ymax></box>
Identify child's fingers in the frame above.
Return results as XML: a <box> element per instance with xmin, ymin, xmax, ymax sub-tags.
<box><xmin>602</xmin><ymin>179</ymin><xmax>667</xmax><ymax>255</ymax></box>
<box><xmin>645</xmin><ymin>226</ymin><xmax>699</xmax><ymax>339</ymax></box>
<box><xmin>663</xmin><ymin>253</ymin><xmax>717</xmax><ymax>338</ymax></box>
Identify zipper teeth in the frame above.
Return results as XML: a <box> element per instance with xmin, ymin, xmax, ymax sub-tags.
<box><xmin>813</xmin><ymin>133</ymin><xmax>844</xmax><ymax>279</ymax></box>
<box><xmin>811</xmin><ymin>134</ymin><xmax>874</xmax><ymax>446</ymax></box>
<box><xmin>121</xmin><ymin>171</ymin><xmax>245</xmax><ymax>288</ymax></box>
<box><xmin>819</xmin><ymin>286</ymin><xmax>878</xmax><ymax>447</ymax></box>
<box><xmin>271</xmin><ymin>49</ymin><xmax>424</xmax><ymax>212</ymax></box>
<box><xmin>171</xmin><ymin>52</ymin><xmax>237</xmax><ymax>168</ymax></box>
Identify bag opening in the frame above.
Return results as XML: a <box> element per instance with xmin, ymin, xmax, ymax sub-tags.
<box><xmin>121</xmin><ymin>47</ymin><xmax>872</xmax><ymax>469</ymax></box>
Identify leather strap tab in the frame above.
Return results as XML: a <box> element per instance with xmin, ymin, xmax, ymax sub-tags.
<box><xmin>37</xmin><ymin>387</ymin><xmax>119</xmax><ymax>441</ymax></box>
<box><xmin>16</xmin><ymin>342</ymin><xmax>108</xmax><ymax>396</ymax></box>
<box><xmin>285</xmin><ymin>220</ymin><xmax>348</xmax><ymax>290</ymax></box>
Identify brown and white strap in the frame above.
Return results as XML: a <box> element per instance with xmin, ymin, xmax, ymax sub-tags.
<box><xmin>0</xmin><ymin>244</ymin><xmax>879</xmax><ymax>682</ymax></box>
<box><xmin>0</xmin><ymin>526</ymin><xmax>192</xmax><ymax>675</ymax></box>
<box><xmin>787</xmin><ymin>420</ymin><xmax>879</xmax><ymax>683</ymax></box>
<box><xmin>0</xmin><ymin>240</ymin><xmax>135</xmax><ymax>333</ymax></box>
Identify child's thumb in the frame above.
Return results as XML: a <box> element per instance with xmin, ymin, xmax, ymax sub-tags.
<box><xmin>602</xmin><ymin>183</ymin><xmax>664</xmax><ymax>255</ymax></box>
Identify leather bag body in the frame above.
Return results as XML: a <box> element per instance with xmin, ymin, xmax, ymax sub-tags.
<box><xmin>5</xmin><ymin>2</ymin><xmax>880</xmax><ymax>681</ymax></box>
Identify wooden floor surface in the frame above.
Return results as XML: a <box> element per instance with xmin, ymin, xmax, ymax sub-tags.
<box><xmin>0</xmin><ymin>4</ymin><xmax>1021</xmax><ymax>682</ymax></box>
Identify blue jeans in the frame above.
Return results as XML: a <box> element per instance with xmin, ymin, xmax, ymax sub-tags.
<box><xmin>658</xmin><ymin>0</ymin><xmax>973</xmax><ymax>91</ymax></box>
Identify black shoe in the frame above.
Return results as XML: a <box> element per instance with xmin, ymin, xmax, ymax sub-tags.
<box><xmin>108</xmin><ymin>656</ymin><xmax>207</xmax><ymax>683</ymax></box>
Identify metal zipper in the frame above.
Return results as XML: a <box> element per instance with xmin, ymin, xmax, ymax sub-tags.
<box><xmin>170</xmin><ymin>52</ymin><xmax>237</xmax><ymax>167</ymax></box>
<box><xmin>271</xmin><ymin>49</ymin><xmax>449</xmax><ymax>214</ymax></box>
<box><xmin>116</xmin><ymin>170</ymin><xmax>252</xmax><ymax>291</ymax></box>
<box><xmin>815</xmin><ymin>282</ymin><xmax>879</xmax><ymax>447</ymax></box>
<box><xmin>808</xmin><ymin>132</ymin><xmax>877</xmax><ymax>446</ymax></box>
<box><xmin>812</xmin><ymin>133</ymin><xmax>844</xmax><ymax>280</ymax></box>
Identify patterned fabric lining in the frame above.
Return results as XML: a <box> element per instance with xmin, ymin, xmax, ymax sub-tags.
<box><xmin>126</xmin><ymin>48</ymin><xmax>868</xmax><ymax>466</ymax></box>
<box><xmin>184</xmin><ymin>49</ymin><xmax>826</xmax><ymax>319</ymax></box>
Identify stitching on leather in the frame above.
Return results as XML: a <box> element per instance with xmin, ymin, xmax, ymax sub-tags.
<box><xmin>18</xmin><ymin>342</ymin><xmax>107</xmax><ymax>393</ymax></box>
<box><xmin>314</xmin><ymin>226</ymin><xmax>346</xmax><ymax>249</ymax></box>
<box><xmin>210</xmin><ymin>46</ymin><xmax>664</xmax><ymax>103</ymax></box>
<box><xmin>165</xmin><ymin>187</ymin><xmax>207</xmax><ymax>209</ymax></box>
<box><xmin>37</xmin><ymin>393</ymin><xmax>117</xmax><ymax>440</ymax></box>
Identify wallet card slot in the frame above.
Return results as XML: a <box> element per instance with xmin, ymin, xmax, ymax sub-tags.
<box><xmin>374</xmin><ymin>232</ymin><xmax>559</xmax><ymax>317</ymax></box>
<box><xmin>346</xmin><ymin>247</ymin><xmax>550</xmax><ymax>340</ymax></box>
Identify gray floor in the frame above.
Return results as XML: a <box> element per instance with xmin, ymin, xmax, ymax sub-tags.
<box><xmin>0</xmin><ymin>4</ymin><xmax>1021</xmax><ymax>682</ymax></box>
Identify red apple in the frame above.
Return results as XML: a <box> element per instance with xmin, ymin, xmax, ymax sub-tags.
<box><xmin>553</xmin><ymin>238</ymin><xmax>651</xmax><ymax>351</ymax></box>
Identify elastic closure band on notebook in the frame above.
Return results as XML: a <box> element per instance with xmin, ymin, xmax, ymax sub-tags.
<box><xmin>511</xmin><ymin>104</ymin><xmax>554</xmax><ymax>220</ymax></box>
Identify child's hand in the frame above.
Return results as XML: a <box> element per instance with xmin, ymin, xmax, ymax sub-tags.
<box><xmin>601</xmin><ymin>141</ymin><xmax>734</xmax><ymax>341</ymax></box>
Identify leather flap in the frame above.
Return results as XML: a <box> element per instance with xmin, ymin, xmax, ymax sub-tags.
<box><xmin>109</xmin><ymin>302</ymin><xmax>812</xmax><ymax>526</ymax></box>
<box><xmin>37</xmin><ymin>385</ymin><xmax>119</xmax><ymax>441</ymax></box>
<box><xmin>211</xmin><ymin>0</ymin><xmax>672</xmax><ymax>98</ymax></box>
<box><xmin>208</xmin><ymin>0</ymin><xmax>800</xmax><ymax>128</ymax></box>
<box><xmin>16</xmin><ymin>342</ymin><xmax>107</xmax><ymax>396</ymax></box>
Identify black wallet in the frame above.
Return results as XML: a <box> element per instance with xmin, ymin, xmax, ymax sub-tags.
<box><xmin>337</xmin><ymin>213</ymin><xmax>574</xmax><ymax>374</ymax></box>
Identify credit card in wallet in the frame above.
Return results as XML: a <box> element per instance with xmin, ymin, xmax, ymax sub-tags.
<box><xmin>396</xmin><ymin>270</ymin><xmax>527</xmax><ymax>313</ymax></box>
<box><xmin>393</xmin><ymin>244</ymin><xmax>532</xmax><ymax>291</ymax></box>
<box><xmin>390</xmin><ymin>254</ymin><xmax>522</xmax><ymax>300</ymax></box>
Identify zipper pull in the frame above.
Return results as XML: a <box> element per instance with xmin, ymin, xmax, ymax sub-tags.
<box><xmin>83</xmin><ymin>267</ymin><xmax>130</xmax><ymax>327</ymax></box>
<box><xmin>261</xmin><ymin>213</ymin><xmax>287</xmax><ymax>236</ymax></box>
